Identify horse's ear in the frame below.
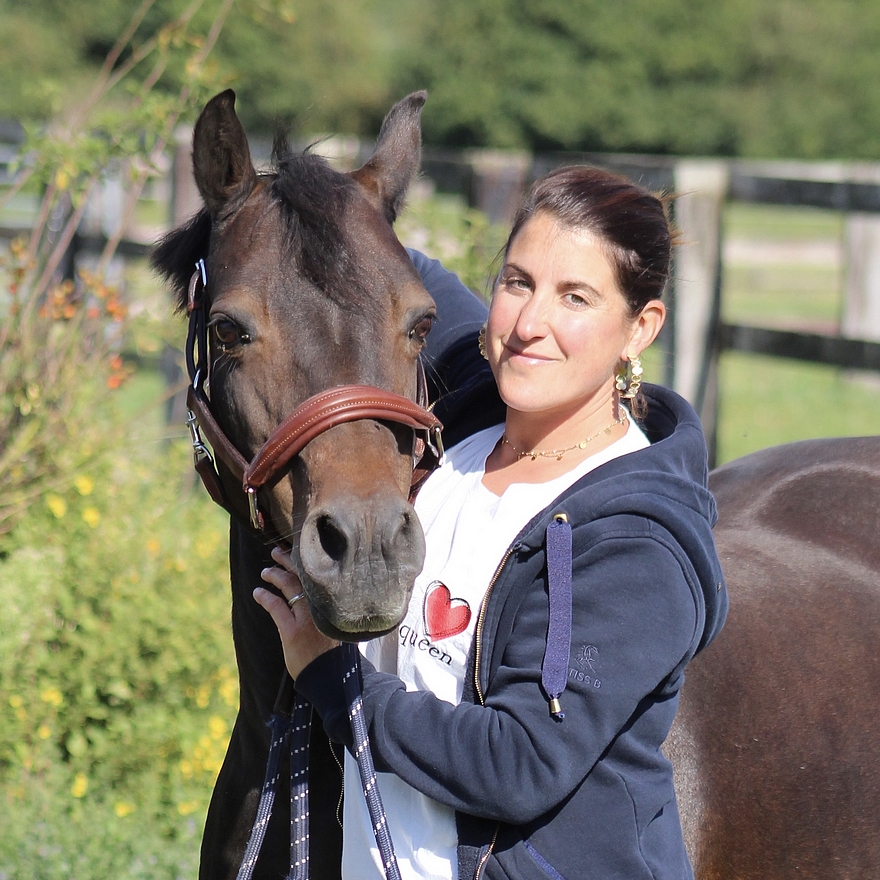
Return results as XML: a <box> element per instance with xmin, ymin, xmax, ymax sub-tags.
<box><xmin>192</xmin><ymin>89</ymin><xmax>258</xmax><ymax>219</ymax></box>
<box><xmin>351</xmin><ymin>91</ymin><xmax>426</xmax><ymax>224</ymax></box>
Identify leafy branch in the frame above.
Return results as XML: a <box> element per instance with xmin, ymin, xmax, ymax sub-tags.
<box><xmin>0</xmin><ymin>0</ymin><xmax>235</xmax><ymax>536</ymax></box>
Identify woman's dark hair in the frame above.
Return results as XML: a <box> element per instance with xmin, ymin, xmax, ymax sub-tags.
<box><xmin>502</xmin><ymin>166</ymin><xmax>677</xmax><ymax>317</ymax></box>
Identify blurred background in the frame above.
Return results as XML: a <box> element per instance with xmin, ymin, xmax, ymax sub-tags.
<box><xmin>2</xmin><ymin>1</ymin><xmax>879</xmax><ymax>875</ymax></box>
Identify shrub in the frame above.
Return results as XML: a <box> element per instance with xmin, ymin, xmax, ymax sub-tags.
<box><xmin>0</xmin><ymin>431</ymin><xmax>236</xmax><ymax>878</ymax></box>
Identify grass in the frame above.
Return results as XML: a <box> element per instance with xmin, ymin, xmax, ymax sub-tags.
<box><xmin>714</xmin><ymin>201</ymin><xmax>880</xmax><ymax>463</ymax></box>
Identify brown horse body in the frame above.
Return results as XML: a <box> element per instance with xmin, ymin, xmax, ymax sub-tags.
<box><xmin>155</xmin><ymin>90</ymin><xmax>880</xmax><ymax>878</ymax></box>
<box><xmin>670</xmin><ymin>435</ymin><xmax>880</xmax><ymax>878</ymax></box>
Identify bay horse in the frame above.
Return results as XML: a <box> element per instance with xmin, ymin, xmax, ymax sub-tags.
<box><xmin>669</xmin><ymin>434</ymin><xmax>880</xmax><ymax>879</ymax></box>
<box><xmin>152</xmin><ymin>88</ymin><xmax>446</xmax><ymax>879</ymax></box>
<box><xmin>152</xmin><ymin>89</ymin><xmax>880</xmax><ymax>880</ymax></box>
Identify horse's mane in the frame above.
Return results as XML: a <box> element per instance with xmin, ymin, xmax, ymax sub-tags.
<box><xmin>151</xmin><ymin>135</ymin><xmax>367</xmax><ymax>312</ymax></box>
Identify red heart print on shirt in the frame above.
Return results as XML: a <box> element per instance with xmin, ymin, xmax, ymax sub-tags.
<box><xmin>423</xmin><ymin>581</ymin><xmax>472</xmax><ymax>641</ymax></box>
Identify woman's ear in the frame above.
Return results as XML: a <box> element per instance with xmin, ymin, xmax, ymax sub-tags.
<box><xmin>625</xmin><ymin>299</ymin><xmax>666</xmax><ymax>359</ymax></box>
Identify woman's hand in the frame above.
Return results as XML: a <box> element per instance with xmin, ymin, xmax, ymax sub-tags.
<box><xmin>253</xmin><ymin>546</ymin><xmax>340</xmax><ymax>679</ymax></box>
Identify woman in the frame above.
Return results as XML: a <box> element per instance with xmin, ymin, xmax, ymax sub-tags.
<box><xmin>255</xmin><ymin>166</ymin><xmax>727</xmax><ymax>880</ymax></box>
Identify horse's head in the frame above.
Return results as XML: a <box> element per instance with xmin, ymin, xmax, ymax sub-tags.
<box><xmin>153</xmin><ymin>90</ymin><xmax>438</xmax><ymax>641</ymax></box>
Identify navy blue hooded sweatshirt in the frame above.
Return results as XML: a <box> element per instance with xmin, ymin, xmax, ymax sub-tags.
<box><xmin>294</xmin><ymin>254</ymin><xmax>728</xmax><ymax>880</ymax></box>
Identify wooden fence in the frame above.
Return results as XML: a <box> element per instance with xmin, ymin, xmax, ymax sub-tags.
<box><xmin>421</xmin><ymin>149</ymin><xmax>880</xmax><ymax>465</ymax></box>
<box><xmin>4</xmin><ymin>127</ymin><xmax>880</xmax><ymax>466</ymax></box>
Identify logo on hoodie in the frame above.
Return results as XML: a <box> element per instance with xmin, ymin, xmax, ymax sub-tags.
<box><xmin>575</xmin><ymin>644</ymin><xmax>599</xmax><ymax>672</ymax></box>
<box><xmin>570</xmin><ymin>644</ymin><xmax>602</xmax><ymax>688</ymax></box>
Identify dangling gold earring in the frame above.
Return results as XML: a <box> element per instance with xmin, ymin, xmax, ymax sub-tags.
<box><xmin>478</xmin><ymin>322</ymin><xmax>488</xmax><ymax>360</ymax></box>
<box><xmin>617</xmin><ymin>354</ymin><xmax>643</xmax><ymax>400</ymax></box>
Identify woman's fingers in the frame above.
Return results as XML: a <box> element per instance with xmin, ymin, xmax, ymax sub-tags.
<box><xmin>254</xmin><ymin>548</ymin><xmax>340</xmax><ymax>678</ymax></box>
<box><xmin>270</xmin><ymin>545</ymin><xmax>295</xmax><ymax>570</ymax></box>
<box><xmin>260</xmin><ymin>560</ymin><xmax>303</xmax><ymax>603</ymax></box>
<box><xmin>253</xmin><ymin>586</ymin><xmax>298</xmax><ymax>634</ymax></box>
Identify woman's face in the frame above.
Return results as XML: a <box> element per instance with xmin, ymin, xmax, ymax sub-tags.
<box><xmin>487</xmin><ymin>211</ymin><xmax>652</xmax><ymax>423</ymax></box>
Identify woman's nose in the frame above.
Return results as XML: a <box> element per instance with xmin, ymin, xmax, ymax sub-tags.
<box><xmin>512</xmin><ymin>292</ymin><xmax>550</xmax><ymax>341</ymax></box>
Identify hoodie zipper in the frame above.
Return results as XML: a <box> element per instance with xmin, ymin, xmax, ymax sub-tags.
<box><xmin>471</xmin><ymin>545</ymin><xmax>516</xmax><ymax>877</ymax></box>
<box><xmin>472</xmin><ymin>545</ymin><xmax>516</xmax><ymax>706</ymax></box>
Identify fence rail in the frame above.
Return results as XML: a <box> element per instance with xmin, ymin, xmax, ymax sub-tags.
<box><xmin>3</xmin><ymin>129</ymin><xmax>880</xmax><ymax>465</ymax></box>
<box><xmin>420</xmin><ymin>149</ymin><xmax>880</xmax><ymax>464</ymax></box>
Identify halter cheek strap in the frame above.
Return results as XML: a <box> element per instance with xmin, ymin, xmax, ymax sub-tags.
<box><xmin>183</xmin><ymin>262</ymin><xmax>444</xmax><ymax>537</ymax></box>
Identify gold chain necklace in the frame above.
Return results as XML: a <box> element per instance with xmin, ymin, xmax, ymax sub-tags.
<box><xmin>501</xmin><ymin>413</ymin><xmax>628</xmax><ymax>461</ymax></box>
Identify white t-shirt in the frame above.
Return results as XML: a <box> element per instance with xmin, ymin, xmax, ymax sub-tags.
<box><xmin>342</xmin><ymin>418</ymin><xmax>649</xmax><ymax>879</ymax></box>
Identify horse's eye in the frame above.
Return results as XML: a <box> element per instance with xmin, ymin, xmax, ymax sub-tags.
<box><xmin>409</xmin><ymin>314</ymin><xmax>434</xmax><ymax>344</ymax></box>
<box><xmin>211</xmin><ymin>319</ymin><xmax>250</xmax><ymax>352</ymax></box>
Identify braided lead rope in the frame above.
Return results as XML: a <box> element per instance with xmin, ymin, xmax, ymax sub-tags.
<box><xmin>288</xmin><ymin>694</ymin><xmax>313</xmax><ymax>880</ymax></box>
<box><xmin>341</xmin><ymin>643</ymin><xmax>403</xmax><ymax>880</ymax></box>
<box><xmin>236</xmin><ymin>712</ymin><xmax>293</xmax><ymax>880</ymax></box>
<box><xmin>236</xmin><ymin>659</ymin><xmax>401</xmax><ymax>880</ymax></box>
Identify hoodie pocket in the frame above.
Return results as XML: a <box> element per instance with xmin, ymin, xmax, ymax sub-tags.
<box><xmin>488</xmin><ymin>835</ymin><xmax>569</xmax><ymax>880</ymax></box>
<box><xmin>523</xmin><ymin>841</ymin><xmax>567</xmax><ymax>880</ymax></box>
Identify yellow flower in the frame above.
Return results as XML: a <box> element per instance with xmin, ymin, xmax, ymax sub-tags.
<box><xmin>82</xmin><ymin>507</ymin><xmax>101</xmax><ymax>527</ymax></box>
<box><xmin>146</xmin><ymin>538</ymin><xmax>161</xmax><ymax>556</ymax></box>
<box><xmin>179</xmin><ymin>759</ymin><xmax>194</xmax><ymax>779</ymax></box>
<box><xmin>8</xmin><ymin>694</ymin><xmax>23</xmax><ymax>709</ymax></box>
<box><xmin>177</xmin><ymin>800</ymin><xmax>201</xmax><ymax>816</ymax></box>
<box><xmin>71</xmin><ymin>772</ymin><xmax>88</xmax><ymax>798</ymax></box>
<box><xmin>47</xmin><ymin>495</ymin><xmax>67</xmax><ymax>518</ymax></box>
<box><xmin>38</xmin><ymin>724</ymin><xmax>52</xmax><ymax>740</ymax></box>
<box><xmin>219</xmin><ymin>674</ymin><xmax>238</xmax><ymax>709</ymax></box>
<box><xmin>74</xmin><ymin>475</ymin><xmax>95</xmax><ymax>496</ymax></box>
<box><xmin>114</xmin><ymin>801</ymin><xmax>136</xmax><ymax>818</ymax></box>
<box><xmin>195</xmin><ymin>683</ymin><xmax>211</xmax><ymax>709</ymax></box>
<box><xmin>208</xmin><ymin>715</ymin><xmax>228</xmax><ymax>741</ymax></box>
<box><xmin>41</xmin><ymin>687</ymin><xmax>63</xmax><ymax>706</ymax></box>
<box><xmin>55</xmin><ymin>167</ymin><xmax>70</xmax><ymax>191</ymax></box>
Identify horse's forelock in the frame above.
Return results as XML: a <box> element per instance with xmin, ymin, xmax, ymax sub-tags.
<box><xmin>270</xmin><ymin>137</ymin><xmax>372</xmax><ymax>311</ymax></box>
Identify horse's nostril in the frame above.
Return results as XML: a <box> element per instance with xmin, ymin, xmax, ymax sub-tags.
<box><xmin>316</xmin><ymin>513</ymin><xmax>348</xmax><ymax>563</ymax></box>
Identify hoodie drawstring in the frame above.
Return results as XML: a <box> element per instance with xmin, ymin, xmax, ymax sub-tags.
<box><xmin>543</xmin><ymin>513</ymin><xmax>573</xmax><ymax>721</ymax></box>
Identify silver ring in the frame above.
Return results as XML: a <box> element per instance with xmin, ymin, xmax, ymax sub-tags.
<box><xmin>287</xmin><ymin>592</ymin><xmax>306</xmax><ymax>610</ymax></box>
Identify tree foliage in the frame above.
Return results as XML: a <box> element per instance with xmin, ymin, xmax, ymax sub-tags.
<box><xmin>0</xmin><ymin>0</ymin><xmax>234</xmax><ymax>536</ymax></box>
<box><xmin>1</xmin><ymin>0</ymin><xmax>880</xmax><ymax>158</ymax></box>
<box><xmin>391</xmin><ymin>0</ymin><xmax>880</xmax><ymax>159</ymax></box>
<box><xmin>0</xmin><ymin>0</ymin><xmax>396</xmax><ymax>136</ymax></box>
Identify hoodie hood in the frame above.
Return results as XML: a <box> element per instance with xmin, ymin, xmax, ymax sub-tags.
<box><xmin>517</xmin><ymin>383</ymin><xmax>727</xmax><ymax>659</ymax></box>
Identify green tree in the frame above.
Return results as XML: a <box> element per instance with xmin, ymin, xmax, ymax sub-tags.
<box><xmin>391</xmin><ymin>0</ymin><xmax>880</xmax><ymax>159</ymax></box>
<box><xmin>0</xmin><ymin>0</ymin><xmax>399</xmax><ymax>137</ymax></box>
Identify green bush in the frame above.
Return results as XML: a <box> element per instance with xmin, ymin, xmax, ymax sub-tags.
<box><xmin>0</xmin><ymin>427</ymin><xmax>235</xmax><ymax>878</ymax></box>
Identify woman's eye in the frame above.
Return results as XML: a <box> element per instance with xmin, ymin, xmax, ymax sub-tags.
<box><xmin>501</xmin><ymin>275</ymin><xmax>530</xmax><ymax>293</ymax></box>
<box><xmin>564</xmin><ymin>292</ymin><xmax>589</xmax><ymax>307</ymax></box>
<box><xmin>211</xmin><ymin>319</ymin><xmax>250</xmax><ymax>351</ymax></box>
<box><xmin>409</xmin><ymin>314</ymin><xmax>435</xmax><ymax>344</ymax></box>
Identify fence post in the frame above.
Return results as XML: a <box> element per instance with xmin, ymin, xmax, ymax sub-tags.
<box><xmin>671</xmin><ymin>160</ymin><xmax>729</xmax><ymax>463</ymax></box>
<box><xmin>843</xmin><ymin>211</ymin><xmax>880</xmax><ymax>346</ymax></box>
<box><xmin>466</xmin><ymin>149</ymin><xmax>531</xmax><ymax>226</ymax></box>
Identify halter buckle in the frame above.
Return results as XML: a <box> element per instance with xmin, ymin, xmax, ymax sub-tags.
<box><xmin>186</xmin><ymin>407</ymin><xmax>214</xmax><ymax>468</ymax></box>
<box><xmin>246</xmin><ymin>486</ymin><xmax>263</xmax><ymax>531</ymax></box>
<box><xmin>426</xmin><ymin>425</ymin><xmax>445</xmax><ymax>466</ymax></box>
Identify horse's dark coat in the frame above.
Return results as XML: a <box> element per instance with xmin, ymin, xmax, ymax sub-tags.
<box><xmin>669</xmin><ymin>435</ymin><xmax>880</xmax><ymax>879</ymax></box>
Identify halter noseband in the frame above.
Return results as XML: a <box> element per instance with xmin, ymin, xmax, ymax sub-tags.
<box><xmin>183</xmin><ymin>260</ymin><xmax>444</xmax><ymax>536</ymax></box>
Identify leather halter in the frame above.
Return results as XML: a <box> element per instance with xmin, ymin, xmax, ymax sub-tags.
<box><xmin>183</xmin><ymin>260</ymin><xmax>444</xmax><ymax>538</ymax></box>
